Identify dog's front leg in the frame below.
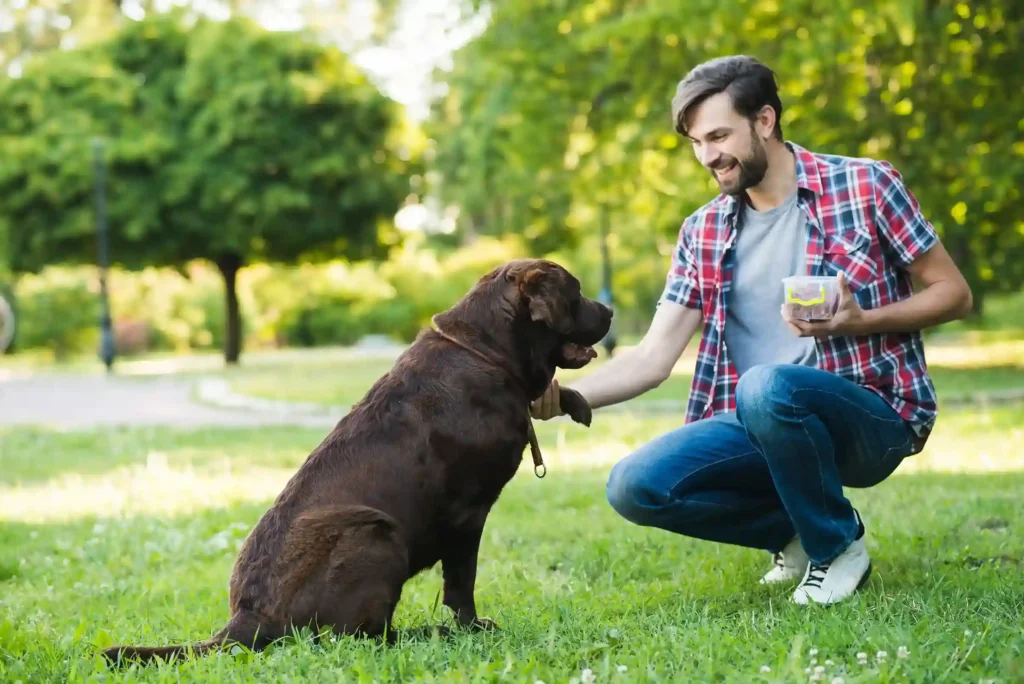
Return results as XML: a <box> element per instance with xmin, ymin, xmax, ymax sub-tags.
<box><xmin>440</xmin><ymin>524</ymin><xmax>497</xmax><ymax>631</ymax></box>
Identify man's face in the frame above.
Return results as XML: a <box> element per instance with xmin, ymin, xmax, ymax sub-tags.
<box><xmin>684</xmin><ymin>91</ymin><xmax>769</xmax><ymax>196</ymax></box>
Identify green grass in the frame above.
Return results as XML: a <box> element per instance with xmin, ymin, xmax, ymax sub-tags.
<box><xmin>214</xmin><ymin>338</ymin><xmax>1024</xmax><ymax>411</ymax></box>
<box><xmin>2</xmin><ymin>409</ymin><xmax>1023</xmax><ymax>682</ymax></box>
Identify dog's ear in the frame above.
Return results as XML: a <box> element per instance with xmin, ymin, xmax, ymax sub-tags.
<box><xmin>558</xmin><ymin>387</ymin><xmax>592</xmax><ymax>427</ymax></box>
<box><xmin>518</xmin><ymin>268</ymin><xmax>573</xmax><ymax>335</ymax></box>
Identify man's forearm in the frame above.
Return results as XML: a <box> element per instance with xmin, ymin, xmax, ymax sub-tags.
<box><xmin>857</xmin><ymin>279</ymin><xmax>973</xmax><ymax>335</ymax></box>
<box><xmin>565</xmin><ymin>347</ymin><xmax>668</xmax><ymax>411</ymax></box>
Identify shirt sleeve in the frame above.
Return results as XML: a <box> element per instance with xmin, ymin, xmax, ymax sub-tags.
<box><xmin>659</xmin><ymin>216</ymin><xmax>702</xmax><ymax>310</ymax></box>
<box><xmin>872</xmin><ymin>160</ymin><xmax>940</xmax><ymax>268</ymax></box>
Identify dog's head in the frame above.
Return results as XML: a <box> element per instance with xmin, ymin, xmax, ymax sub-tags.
<box><xmin>502</xmin><ymin>258</ymin><xmax>613</xmax><ymax>370</ymax></box>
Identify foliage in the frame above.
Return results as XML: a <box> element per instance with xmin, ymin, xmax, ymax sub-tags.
<box><xmin>12</xmin><ymin>268</ymin><xmax>101</xmax><ymax>360</ymax></box>
<box><xmin>0</xmin><ymin>10</ymin><xmax>414</xmax><ymax>363</ymax></box>
<box><xmin>6</xmin><ymin>235</ymin><xmax>529</xmax><ymax>358</ymax></box>
<box><xmin>427</xmin><ymin>0</ymin><xmax>1024</xmax><ymax>311</ymax></box>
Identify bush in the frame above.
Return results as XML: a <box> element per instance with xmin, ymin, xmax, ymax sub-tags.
<box><xmin>14</xmin><ymin>268</ymin><xmax>101</xmax><ymax>360</ymax></box>
<box><xmin>7</xmin><ymin>231</ymin><xmax>661</xmax><ymax>358</ymax></box>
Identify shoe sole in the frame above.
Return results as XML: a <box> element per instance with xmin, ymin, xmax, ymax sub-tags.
<box><xmin>856</xmin><ymin>561</ymin><xmax>873</xmax><ymax>591</ymax></box>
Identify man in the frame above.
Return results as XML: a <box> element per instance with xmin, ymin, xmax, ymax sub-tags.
<box><xmin>530</xmin><ymin>55</ymin><xmax>973</xmax><ymax>604</ymax></box>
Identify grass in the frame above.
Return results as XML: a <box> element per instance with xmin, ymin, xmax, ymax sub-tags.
<box><xmin>212</xmin><ymin>337</ymin><xmax>1024</xmax><ymax>411</ymax></box>
<box><xmin>2</xmin><ymin>407</ymin><xmax>1023</xmax><ymax>682</ymax></box>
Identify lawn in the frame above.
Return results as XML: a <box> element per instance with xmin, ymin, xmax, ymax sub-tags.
<box><xmin>1</xmin><ymin>407</ymin><xmax>1022</xmax><ymax>682</ymax></box>
<box><xmin>213</xmin><ymin>338</ymin><xmax>1024</xmax><ymax>412</ymax></box>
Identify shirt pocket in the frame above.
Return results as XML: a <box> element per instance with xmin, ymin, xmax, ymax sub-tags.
<box><xmin>823</xmin><ymin>225</ymin><xmax>878</xmax><ymax>291</ymax></box>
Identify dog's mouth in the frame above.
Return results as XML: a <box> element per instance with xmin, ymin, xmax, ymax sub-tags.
<box><xmin>558</xmin><ymin>342</ymin><xmax>598</xmax><ymax>368</ymax></box>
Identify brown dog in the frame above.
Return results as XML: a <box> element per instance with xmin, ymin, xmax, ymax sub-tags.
<box><xmin>102</xmin><ymin>258</ymin><xmax>612</xmax><ymax>664</ymax></box>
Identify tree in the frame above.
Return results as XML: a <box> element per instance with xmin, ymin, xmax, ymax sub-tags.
<box><xmin>427</xmin><ymin>0</ymin><xmax>1024</xmax><ymax>316</ymax></box>
<box><xmin>0</xmin><ymin>10</ymin><xmax>414</xmax><ymax>363</ymax></box>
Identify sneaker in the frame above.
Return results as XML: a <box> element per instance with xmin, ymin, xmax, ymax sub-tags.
<box><xmin>792</xmin><ymin>509</ymin><xmax>872</xmax><ymax>605</ymax></box>
<box><xmin>760</xmin><ymin>536</ymin><xmax>809</xmax><ymax>584</ymax></box>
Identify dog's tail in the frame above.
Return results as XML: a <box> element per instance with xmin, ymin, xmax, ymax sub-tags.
<box><xmin>101</xmin><ymin>612</ymin><xmax>277</xmax><ymax>666</ymax></box>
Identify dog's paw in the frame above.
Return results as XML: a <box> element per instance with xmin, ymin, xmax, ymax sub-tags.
<box><xmin>469</xmin><ymin>617</ymin><xmax>499</xmax><ymax>631</ymax></box>
<box><xmin>559</xmin><ymin>388</ymin><xmax>593</xmax><ymax>427</ymax></box>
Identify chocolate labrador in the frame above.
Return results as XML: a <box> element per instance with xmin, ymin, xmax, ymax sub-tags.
<box><xmin>102</xmin><ymin>258</ymin><xmax>612</xmax><ymax>664</ymax></box>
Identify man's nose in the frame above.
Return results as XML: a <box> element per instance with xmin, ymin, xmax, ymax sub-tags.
<box><xmin>700</xmin><ymin>145</ymin><xmax>721</xmax><ymax>168</ymax></box>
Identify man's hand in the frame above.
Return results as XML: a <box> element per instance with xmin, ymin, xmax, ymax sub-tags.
<box><xmin>530</xmin><ymin>379</ymin><xmax>564</xmax><ymax>420</ymax></box>
<box><xmin>782</xmin><ymin>272</ymin><xmax>866</xmax><ymax>338</ymax></box>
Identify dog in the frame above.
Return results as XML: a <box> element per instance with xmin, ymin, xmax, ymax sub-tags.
<box><xmin>102</xmin><ymin>258</ymin><xmax>613</xmax><ymax>665</ymax></box>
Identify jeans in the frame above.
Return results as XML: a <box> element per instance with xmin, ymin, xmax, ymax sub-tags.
<box><xmin>605</xmin><ymin>363</ymin><xmax>918</xmax><ymax>564</ymax></box>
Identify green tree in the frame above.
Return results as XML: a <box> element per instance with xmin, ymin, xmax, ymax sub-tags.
<box><xmin>0</xmin><ymin>10</ymin><xmax>413</xmax><ymax>363</ymax></box>
<box><xmin>427</xmin><ymin>0</ymin><xmax>1024</xmax><ymax>316</ymax></box>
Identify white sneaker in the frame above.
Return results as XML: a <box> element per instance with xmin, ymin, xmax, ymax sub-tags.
<box><xmin>792</xmin><ymin>510</ymin><xmax>872</xmax><ymax>605</ymax></box>
<box><xmin>760</xmin><ymin>536</ymin><xmax>809</xmax><ymax>584</ymax></box>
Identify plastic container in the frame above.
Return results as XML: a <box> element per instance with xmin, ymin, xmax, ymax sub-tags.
<box><xmin>782</xmin><ymin>275</ymin><xmax>840</xmax><ymax>321</ymax></box>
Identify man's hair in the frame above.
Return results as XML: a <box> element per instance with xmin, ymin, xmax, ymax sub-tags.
<box><xmin>671</xmin><ymin>55</ymin><xmax>784</xmax><ymax>141</ymax></box>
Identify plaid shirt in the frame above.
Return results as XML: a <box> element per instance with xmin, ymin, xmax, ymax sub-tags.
<box><xmin>661</xmin><ymin>141</ymin><xmax>939</xmax><ymax>452</ymax></box>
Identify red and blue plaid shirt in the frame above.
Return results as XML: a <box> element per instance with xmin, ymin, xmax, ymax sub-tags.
<box><xmin>661</xmin><ymin>142</ymin><xmax>939</xmax><ymax>451</ymax></box>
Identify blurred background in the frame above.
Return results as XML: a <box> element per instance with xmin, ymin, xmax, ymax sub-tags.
<box><xmin>0</xmin><ymin>0</ymin><xmax>1021</xmax><ymax>368</ymax></box>
<box><xmin>2</xmin><ymin>6</ymin><xmax>1023</xmax><ymax>680</ymax></box>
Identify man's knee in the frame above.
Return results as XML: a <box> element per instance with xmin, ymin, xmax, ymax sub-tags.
<box><xmin>605</xmin><ymin>455</ymin><xmax>664</xmax><ymax>525</ymax></box>
<box><xmin>735</xmin><ymin>363</ymin><xmax>799</xmax><ymax>423</ymax></box>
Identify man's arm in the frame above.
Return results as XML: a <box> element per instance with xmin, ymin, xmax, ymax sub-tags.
<box><xmin>858</xmin><ymin>241</ymin><xmax>972</xmax><ymax>333</ymax></box>
<box><xmin>531</xmin><ymin>302</ymin><xmax>702</xmax><ymax>419</ymax></box>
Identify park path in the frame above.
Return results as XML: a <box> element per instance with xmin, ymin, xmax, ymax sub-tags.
<box><xmin>0</xmin><ymin>372</ymin><xmax>340</xmax><ymax>429</ymax></box>
<box><xmin>4</xmin><ymin>338</ymin><xmax>1023</xmax><ymax>431</ymax></box>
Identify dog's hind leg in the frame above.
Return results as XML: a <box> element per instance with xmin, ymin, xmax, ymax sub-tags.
<box><xmin>279</xmin><ymin>505</ymin><xmax>412</xmax><ymax>642</ymax></box>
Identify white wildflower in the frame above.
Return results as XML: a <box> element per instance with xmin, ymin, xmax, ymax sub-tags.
<box><xmin>825</xmin><ymin>659</ymin><xmax>835</xmax><ymax>666</ymax></box>
<box><xmin>811</xmin><ymin>658</ymin><xmax>818</xmax><ymax>666</ymax></box>
<box><xmin>805</xmin><ymin>667</ymin><xmax>812</xmax><ymax>674</ymax></box>
<box><xmin>581</xmin><ymin>668</ymin><xmax>596</xmax><ymax>684</ymax></box>
<box><xmin>760</xmin><ymin>665</ymin><xmax>771</xmax><ymax>673</ymax></box>
<box><xmin>898</xmin><ymin>646</ymin><xmax>910</xmax><ymax>660</ymax></box>
<box><xmin>617</xmin><ymin>665</ymin><xmax>627</xmax><ymax>673</ymax></box>
<box><xmin>876</xmin><ymin>650</ymin><xmax>888</xmax><ymax>661</ymax></box>
<box><xmin>964</xmin><ymin>629</ymin><xmax>973</xmax><ymax>637</ymax></box>
<box><xmin>810</xmin><ymin>648</ymin><xmax>819</xmax><ymax>657</ymax></box>
<box><xmin>815</xmin><ymin>666</ymin><xmax>825</xmax><ymax>674</ymax></box>
<box><xmin>856</xmin><ymin>652</ymin><xmax>868</xmax><ymax>665</ymax></box>
<box><xmin>831</xmin><ymin>678</ymin><xmax>845</xmax><ymax>684</ymax></box>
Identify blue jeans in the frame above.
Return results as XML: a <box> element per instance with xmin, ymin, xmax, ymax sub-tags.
<box><xmin>605</xmin><ymin>363</ymin><xmax>918</xmax><ymax>564</ymax></box>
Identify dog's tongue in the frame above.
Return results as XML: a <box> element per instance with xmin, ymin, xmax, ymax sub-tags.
<box><xmin>561</xmin><ymin>342</ymin><xmax>597</xmax><ymax>363</ymax></box>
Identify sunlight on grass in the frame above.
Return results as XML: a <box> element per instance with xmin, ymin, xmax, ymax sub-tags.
<box><xmin>0</xmin><ymin>458</ymin><xmax>292</xmax><ymax>524</ymax></box>
<box><xmin>3</xmin><ymin>405</ymin><xmax>1021</xmax><ymax>524</ymax></box>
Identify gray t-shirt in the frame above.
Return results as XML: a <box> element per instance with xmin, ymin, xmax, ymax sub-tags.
<box><xmin>724</xmin><ymin>189</ymin><xmax>817</xmax><ymax>377</ymax></box>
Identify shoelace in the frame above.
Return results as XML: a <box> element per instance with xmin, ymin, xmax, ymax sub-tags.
<box><xmin>802</xmin><ymin>562</ymin><xmax>830</xmax><ymax>589</ymax></box>
<box><xmin>772</xmin><ymin>552</ymin><xmax>786</xmax><ymax>569</ymax></box>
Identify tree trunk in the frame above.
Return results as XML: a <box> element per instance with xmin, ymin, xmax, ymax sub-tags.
<box><xmin>216</xmin><ymin>254</ymin><xmax>243</xmax><ymax>365</ymax></box>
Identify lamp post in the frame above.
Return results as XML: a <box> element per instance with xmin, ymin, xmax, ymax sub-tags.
<box><xmin>589</xmin><ymin>82</ymin><xmax>631</xmax><ymax>357</ymax></box>
<box><xmin>92</xmin><ymin>138</ymin><xmax>116</xmax><ymax>373</ymax></box>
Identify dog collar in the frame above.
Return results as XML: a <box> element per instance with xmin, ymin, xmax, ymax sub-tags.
<box><xmin>429</xmin><ymin>316</ymin><xmax>546</xmax><ymax>479</ymax></box>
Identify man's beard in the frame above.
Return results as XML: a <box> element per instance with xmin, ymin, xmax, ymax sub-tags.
<box><xmin>707</xmin><ymin>134</ymin><xmax>769</xmax><ymax>196</ymax></box>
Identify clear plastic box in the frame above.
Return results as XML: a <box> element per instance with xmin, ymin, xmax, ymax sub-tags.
<box><xmin>782</xmin><ymin>275</ymin><xmax>840</xmax><ymax>321</ymax></box>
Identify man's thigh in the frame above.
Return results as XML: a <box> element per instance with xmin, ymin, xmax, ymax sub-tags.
<box><xmin>746</xmin><ymin>363</ymin><xmax>918</xmax><ymax>487</ymax></box>
<box><xmin>608</xmin><ymin>411</ymin><xmax>776</xmax><ymax>500</ymax></box>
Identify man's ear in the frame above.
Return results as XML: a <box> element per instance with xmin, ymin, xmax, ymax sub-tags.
<box><xmin>520</xmin><ymin>269</ymin><xmax>573</xmax><ymax>334</ymax></box>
